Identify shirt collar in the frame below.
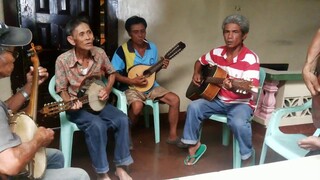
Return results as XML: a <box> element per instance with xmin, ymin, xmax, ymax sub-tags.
<box><xmin>127</xmin><ymin>39</ymin><xmax>151</xmax><ymax>53</ymax></box>
<box><xmin>68</xmin><ymin>48</ymin><xmax>97</xmax><ymax>68</ymax></box>
<box><xmin>221</xmin><ymin>44</ymin><xmax>247</xmax><ymax>63</ymax></box>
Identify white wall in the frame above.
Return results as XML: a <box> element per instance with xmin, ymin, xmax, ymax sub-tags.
<box><xmin>0</xmin><ymin>0</ymin><xmax>13</xmax><ymax>101</ymax></box>
<box><xmin>117</xmin><ymin>0</ymin><xmax>320</xmax><ymax>112</ymax></box>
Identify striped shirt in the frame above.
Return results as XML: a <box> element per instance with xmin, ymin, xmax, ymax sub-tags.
<box><xmin>198</xmin><ymin>45</ymin><xmax>260</xmax><ymax>108</ymax></box>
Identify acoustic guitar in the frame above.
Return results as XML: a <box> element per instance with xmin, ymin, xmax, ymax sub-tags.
<box><xmin>186</xmin><ymin>65</ymin><xmax>259</xmax><ymax>101</ymax></box>
<box><xmin>127</xmin><ymin>41</ymin><xmax>186</xmax><ymax>92</ymax></box>
<box><xmin>40</xmin><ymin>76</ymin><xmax>106</xmax><ymax>117</ymax></box>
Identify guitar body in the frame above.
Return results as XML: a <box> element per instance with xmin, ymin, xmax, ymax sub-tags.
<box><xmin>186</xmin><ymin>66</ymin><xmax>227</xmax><ymax>101</ymax></box>
<box><xmin>127</xmin><ymin>64</ymin><xmax>156</xmax><ymax>92</ymax></box>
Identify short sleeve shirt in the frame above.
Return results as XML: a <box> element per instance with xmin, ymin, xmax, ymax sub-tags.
<box><xmin>0</xmin><ymin>101</ymin><xmax>21</xmax><ymax>152</ymax></box>
<box><xmin>55</xmin><ymin>46</ymin><xmax>115</xmax><ymax>97</ymax></box>
<box><xmin>111</xmin><ymin>40</ymin><xmax>159</xmax><ymax>91</ymax></box>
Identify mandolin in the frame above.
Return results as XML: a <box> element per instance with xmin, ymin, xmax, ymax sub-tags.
<box><xmin>127</xmin><ymin>41</ymin><xmax>186</xmax><ymax>92</ymax></box>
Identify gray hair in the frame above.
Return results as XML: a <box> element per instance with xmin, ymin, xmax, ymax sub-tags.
<box><xmin>222</xmin><ymin>14</ymin><xmax>250</xmax><ymax>34</ymax></box>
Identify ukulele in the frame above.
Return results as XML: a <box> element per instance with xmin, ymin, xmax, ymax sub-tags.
<box><xmin>127</xmin><ymin>41</ymin><xmax>186</xmax><ymax>92</ymax></box>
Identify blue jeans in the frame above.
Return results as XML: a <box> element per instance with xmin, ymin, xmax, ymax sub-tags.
<box><xmin>43</xmin><ymin>148</ymin><xmax>90</xmax><ymax>180</ymax></box>
<box><xmin>67</xmin><ymin>104</ymin><xmax>133</xmax><ymax>173</ymax></box>
<box><xmin>181</xmin><ymin>98</ymin><xmax>253</xmax><ymax>160</ymax></box>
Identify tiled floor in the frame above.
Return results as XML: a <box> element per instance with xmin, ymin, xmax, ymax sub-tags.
<box><xmin>48</xmin><ymin>113</ymin><xmax>316</xmax><ymax>180</ymax></box>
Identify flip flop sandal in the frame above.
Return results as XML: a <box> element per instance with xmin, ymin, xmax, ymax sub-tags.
<box><xmin>184</xmin><ymin>144</ymin><xmax>207</xmax><ymax>165</ymax></box>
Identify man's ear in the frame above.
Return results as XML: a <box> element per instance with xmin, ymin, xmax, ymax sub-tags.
<box><xmin>242</xmin><ymin>33</ymin><xmax>248</xmax><ymax>41</ymax></box>
<box><xmin>67</xmin><ymin>36</ymin><xmax>75</xmax><ymax>46</ymax></box>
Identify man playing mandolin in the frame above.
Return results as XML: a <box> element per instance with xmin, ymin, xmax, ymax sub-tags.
<box><xmin>55</xmin><ymin>15</ymin><xmax>133</xmax><ymax>180</ymax></box>
<box><xmin>111</xmin><ymin>16</ymin><xmax>184</xmax><ymax>148</ymax></box>
<box><xmin>181</xmin><ymin>14</ymin><xmax>260</xmax><ymax>166</ymax></box>
<box><xmin>0</xmin><ymin>22</ymin><xmax>89</xmax><ymax>179</ymax></box>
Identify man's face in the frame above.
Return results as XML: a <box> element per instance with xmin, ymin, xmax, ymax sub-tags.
<box><xmin>68</xmin><ymin>22</ymin><xmax>94</xmax><ymax>50</ymax></box>
<box><xmin>0</xmin><ymin>47</ymin><xmax>16</xmax><ymax>78</ymax></box>
<box><xmin>223</xmin><ymin>23</ymin><xmax>247</xmax><ymax>48</ymax></box>
<box><xmin>129</xmin><ymin>23</ymin><xmax>146</xmax><ymax>46</ymax></box>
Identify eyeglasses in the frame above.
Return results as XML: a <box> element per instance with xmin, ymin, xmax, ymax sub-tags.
<box><xmin>0</xmin><ymin>47</ymin><xmax>19</xmax><ymax>59</ymax></box>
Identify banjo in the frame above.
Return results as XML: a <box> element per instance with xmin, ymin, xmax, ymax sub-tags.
<box><xmin>40</xmin><ymin>76</ymin><xmax>107</xmax><ymax>117</ymax></box>
<box><xmin>9</xmin><ymin>43</ymin><xmax>46</xmax><ymax>179</ymax></box>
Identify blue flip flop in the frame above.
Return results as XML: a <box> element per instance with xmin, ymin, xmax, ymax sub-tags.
<box><xmin>184</xmin><ymin>144</ymin><xmax>207</xmax><ymax>166</ymax></box>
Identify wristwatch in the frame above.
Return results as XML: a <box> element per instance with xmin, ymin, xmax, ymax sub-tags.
<box><xmin>18</xmin><ymin>87</ymin><xmax>30</xmax><ymax>101</ymax></box>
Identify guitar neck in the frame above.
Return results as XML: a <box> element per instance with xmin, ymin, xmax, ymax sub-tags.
<box><xmin>65</xmin><ymin>95</ymin><xmax>89</xmax><ymax>110</ymax></box>
<box><xmin>143</xmin><ymin>41</ymin><xmax>186</xmax><ymax>76</ymax></box>
<box><xmin>205</xmin><ymin>77</ymin><xmax>225</xmax><ymax>85</ymax></box>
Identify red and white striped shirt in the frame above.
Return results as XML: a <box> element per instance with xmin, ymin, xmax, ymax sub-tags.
<box><xmin>198</xmin><ymin>45</ymin><xmax>260</xmax><ymax>108</ymax></box>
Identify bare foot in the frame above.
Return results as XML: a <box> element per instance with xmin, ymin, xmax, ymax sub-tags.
<box><xmin>185</xmin><ymin>142</ymin><xmax>201</xmax><ymax>165</ymax></box>
<box><xmin>188</xmin><ymin>142</ymin><xmax>201</xmax><ymax>156</ymax></box>
<box><xmin>97</xmin><ymin>173</ymin><xmax>111</xmax><ymax>180</ymax></box>
<box><xmin>115</xmin><ymin>167</ymin><xmax>132</xmax><ymax>180</ymax></box>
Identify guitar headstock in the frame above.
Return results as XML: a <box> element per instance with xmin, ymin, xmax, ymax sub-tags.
<box><xmin>40</xmin><ymin>101</ymin><xmax>72</xmax><ymax>117</ymax></box>
<box><xmin>230</xmin><ymin>78</ymin><xmax>259</xmax><ymax>94</ymax></box>
<box><xmin>164</xmin><ymin>41</ymin><xmax>186</xmax><ymax>60</ymax></box>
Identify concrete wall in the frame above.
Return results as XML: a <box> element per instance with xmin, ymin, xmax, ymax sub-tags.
<box><xmin>117</xmin><ymin>0</ymin><xmax>320</xmax><ymax>112</ymax></box>
<box><xmin>1</xmin><ymin>0</ymin><xmax>320</xmax><ymax>112</ymax></box>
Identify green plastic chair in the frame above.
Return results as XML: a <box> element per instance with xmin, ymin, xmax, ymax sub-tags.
<box><xmin>205</xmin><ymin>67</ymin><xmax>266</xmax><ymax>168</ymax></box>
<box><xmin>143</xmin><ymin>99</ymin><xmax>160</xmax><ymax>143</ymax></box>
<box><xmin>48</xmin><ymin>75</ymin><xmax>127</xmax><ymax>167</ymax></box>
<box><xmin>259</xmin><ymin>100</ymin><xmax>320</xmax><ymax>164</ymax></box>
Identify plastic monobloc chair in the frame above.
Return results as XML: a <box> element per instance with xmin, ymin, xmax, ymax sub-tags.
<box><xmin>48</xmin><ymin>75</ymin><xmax>127</xmax><ymax>167</ymax></box>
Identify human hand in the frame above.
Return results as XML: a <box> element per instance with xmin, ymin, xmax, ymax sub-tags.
<box><xmin>132</xmin><ymin>75</ymin><xmax>148</xmax><ymax>86</ymax></box>
<box><xmin>298</xmin><ymin>136</ymin><xmax>320</xmax><ymax>151</ymax></box>
<box><xmin>302</xmin><ymin>70</ymin><xmax>320</xmax><ymax>96</ymax></box>
<box><xmin>98</xmin><ymin>88</ymin><xmax>110</xmax><ymax>101</ymax></box>
<box><xmin>222</xmin><ymin>78</ymin><xmax>232</xmax><ymax>89</ymax></box>
<box><xmin>70</xmin><ymin>99</ymin><xmax>82</xmax><ymax>110</ymax></box>
<box><xmin>34</xmin><ymin>127</ymin><xmax>54</xmax><ymax>147</ymax></box>
<box><xmin>162</xmin><ymin>58</ymin><xmax>169</xmax><ymax>69</ymax></box>
<box><xmin>192</xmin><ymin>73</ymin><xmax>202</xmax><ymax>87</ymax></box>
<box><xmin>26</xmin><ymin>66</ymin><xmax>49</xmax><ymax>85</ymax></box>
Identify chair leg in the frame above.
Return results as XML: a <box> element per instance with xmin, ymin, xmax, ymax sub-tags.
<box><xmin>153</xmin><ymin>101</ymin><xmax>160</xmax><ymax>144</ymax></box>
<box><xmin>144</xmin><ymin>106</ymin><xmax>150</xmax><ymax>128</ymax></box>
<box><xmin>60</xmin><ymin>125</ymin><xmax>75</xmax><ymax>167</ymax></box>
<box><xmin>222</xmin><ymin>124</ymin><xmax>230</xmax><ymax>146</ymax></box>
<box><xmin>259</xmin><ymin>141</ymin><xmax>268</xmax><ymax>164</ymax></box>
<box><xmin>233</xmin><ymin>138</ymin><xmax>241</xmax><ymax>168</ymax></box>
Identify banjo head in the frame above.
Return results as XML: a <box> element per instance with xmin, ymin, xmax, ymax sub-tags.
<box><xmin>86</xmin><ymin>79</ymin><xmax>107</xmax><ymax>112</ymax></box>
<box><xmin>10</xmin><ymin>114</ymin><xmax>47</xmax><ymax>179</ymax></box>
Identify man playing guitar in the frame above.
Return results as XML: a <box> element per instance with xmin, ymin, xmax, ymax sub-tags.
<box><xmin>111</xmin><ymin>16</ymin><xmax>184</xmax><ymax>148</ymax></box>
<box><xmin>180</xmin><ymin>14</ymin><xmax>260</xmax><ymax>166</ymax></box>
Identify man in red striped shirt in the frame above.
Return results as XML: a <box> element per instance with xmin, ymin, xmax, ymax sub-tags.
<box><xmin>181</xmin><ymin>14</ymin><xmax>260</xmax><ymax>166</ymax></box>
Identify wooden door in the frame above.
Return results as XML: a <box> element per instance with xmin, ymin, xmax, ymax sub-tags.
<box><xmin>3</xmin><ymin>0</ymin><xmax>118</xmax><ymax>127</ymax></box>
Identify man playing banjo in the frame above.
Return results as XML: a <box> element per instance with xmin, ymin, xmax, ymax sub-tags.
<box><xmin>55</xmin><ymin>15</ymin><xmax>133</xmax><ymax>180</ymax></box>
<box><xmin>0</xmin><ymin>22</ymin><xmax>89</xmax><ymax>179</ymax></box>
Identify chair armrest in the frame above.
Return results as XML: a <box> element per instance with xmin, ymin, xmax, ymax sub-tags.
<box><xmin>267</xmin><ymin>100</ymin><xmax>312</xmax><ymax>134</ymax></box>
<box><xmin>111</xmin><ymin>87</ymin><xmax>128</xmax><ymax>114</ymax></box>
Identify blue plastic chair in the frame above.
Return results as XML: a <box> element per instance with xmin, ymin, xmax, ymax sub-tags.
<box><xmin>48</xmin><ymin>75</ymin><xmax>127</xmax><ymax>167</ymax></box>
<box><xmin>259</xmin><ymin>100</ymin><xmax>320</xmax><ymax>164</ymax></box>
<box><xmin>205</xmin><ymin>68</ymin><xmax>266</xmax><ymax>168</ymax></box>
